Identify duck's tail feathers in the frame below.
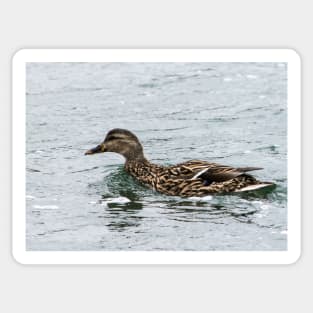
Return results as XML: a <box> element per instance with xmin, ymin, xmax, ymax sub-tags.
<box><xmin>235</xmin><ymin>182</ymin><xmax>275</xmax><ymax>192</ymax></box>
<box><xmin>236</xmin><ymin>167</ymin><xmax>263</xmax><ymax>173</ymax></box>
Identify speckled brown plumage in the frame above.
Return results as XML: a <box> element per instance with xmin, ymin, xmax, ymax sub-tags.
<box><xmin>85</xmin><ymin>129</ymin><xmax>275</xmax><ymax>197</ymax></box>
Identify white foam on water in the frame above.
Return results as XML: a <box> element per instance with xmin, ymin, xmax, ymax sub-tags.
<box><xmin>223</xmin><ymin>77</ymin><xmax>233</xmax><ymax>82</ymax></box>
<box><xmin>280</xmin><ymin>230</ymin><xmax>288</xmax><ymax>235</ymax></box>
<box><xmin>260</xmin><ymin>204</ymin><xmax>270</xmax><ymax>210</ymax></box>
<box><xmin>244</xmin><ymin>150</ymin><xmax>251</xmax><ymax>154</ymax></box>
<box><xmin>101</xmin><ymin>197</ymin><xmax>131</xmax><ymax>204</ymax></box>
<box><xmin>246</xmin><ymin>74</ymin><xmax>258</xmax><ymax>79</ymax></box>
<box><xmin>26</xmin><ymin>195</ymin><xmax>35</xmax><ymax>200</ymax></box>
<box><xmin>187</xmin><ymin>195</ymin><xmax>213</xmax><ymax>202</ymax></box>
<box><xmin>252</xmin><ymin>200</ymin><xmax>263</xmax><ymax>205</ymax></box>
<box><xmin>33</xmin><ymin>205</ymin><xmax>59</xmax><ymax>210</ymax></box>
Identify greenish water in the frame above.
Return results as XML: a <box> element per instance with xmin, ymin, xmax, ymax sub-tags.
<box><xmin>26</xmin><ymin>62</ymin><xmax>287</xmax><ymax>251</ymax></box>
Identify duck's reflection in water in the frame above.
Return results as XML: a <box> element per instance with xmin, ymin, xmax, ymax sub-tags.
<box><xmin>160</xmin><ymin>199</ymin><xmax>258</xmax><ymax>224</ymax></box>
<box><xmin>98</xmin><ymin>184</ymin><xmax>144</xmax><ymax>232</ymax></box>
<box><xmin>104</xmin><ymin>201</ymin><xmax>143</xmax><ymax>232</ymax></box>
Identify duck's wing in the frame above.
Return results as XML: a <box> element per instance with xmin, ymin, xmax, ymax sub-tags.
<box><xmin>167</xmin><ymin>160</ymin><xmax>262</xmax><ymax>183</ymax></box>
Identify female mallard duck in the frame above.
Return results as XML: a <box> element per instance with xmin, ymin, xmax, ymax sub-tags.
<box><xmin>85</xmin><ymin>129</ymin><xmax>274</xmax><ymax>197</ymax></box>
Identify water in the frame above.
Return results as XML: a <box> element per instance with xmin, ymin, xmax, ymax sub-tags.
<box><xmin>26</xmin><ymin>62</ymin><xmax>287</xmax><ymax>251</ymax></box>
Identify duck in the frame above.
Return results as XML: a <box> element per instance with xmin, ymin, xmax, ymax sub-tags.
<box><xmin>85</xmin><ymin>128</ymin><xmax>275</xmax><ymax>197</ymax></box>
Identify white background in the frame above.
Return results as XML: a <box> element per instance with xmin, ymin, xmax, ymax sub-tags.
<box><xmin>0</xmin><ymin>1</ymin><xmax>311</xmax><ymax>312</ymax></box>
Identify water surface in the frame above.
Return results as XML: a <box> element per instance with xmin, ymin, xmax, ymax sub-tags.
<box><xmin>26</xmin><ymin>62</ymin><xmax>287</xmax><ymax>251</ymax></box>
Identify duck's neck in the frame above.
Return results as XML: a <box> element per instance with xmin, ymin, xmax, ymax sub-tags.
<box><xmin>125</xmin><ymin>156</ymin><xmax>163</xmax><ymax>187</ymax></box>
<box><xmin>125</xmin><ymin>156</ymin><xmax>160</xmax><ymax>171</ymax></box>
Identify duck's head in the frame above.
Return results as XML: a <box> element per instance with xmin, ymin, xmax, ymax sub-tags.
<box><xmin>85</xmin><ymin>128</ymin><xmax>144</xmax><ymax>161</ymax></box>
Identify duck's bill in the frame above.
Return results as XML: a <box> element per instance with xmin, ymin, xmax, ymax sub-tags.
<box><xmin>85</xmin><ymin>145</ymin><xmax>103</xmax><ymax>155</ymax></box>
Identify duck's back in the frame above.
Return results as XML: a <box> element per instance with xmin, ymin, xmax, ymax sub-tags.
<box><xmin>156</xmin><ymin>160</ymin><xmax>273</xmax><ymax>196</ymax></box>
<box><xmin>126</xmin><ymin>159</ymin><xmax>274</xmax><ymax>197</ymax></box>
